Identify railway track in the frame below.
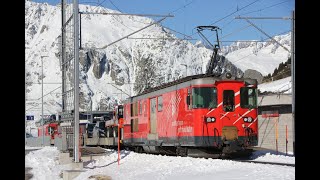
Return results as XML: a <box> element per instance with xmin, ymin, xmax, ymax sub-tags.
<box><xmin>77</xmin><ymin>147</ymin><xmax>295</xmax><ymax>167</ymax></box>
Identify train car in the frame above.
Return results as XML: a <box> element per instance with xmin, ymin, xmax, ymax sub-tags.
<box><xmin>38</xmin><ymin>122</ymin><xmax>59</xmax><ymax>139</ymax></box>
<box><xmin>37</xmin><ymin>114</ymin><xmax>60</xmax><ymax>138</ymax></box>
<box><xmin>121</xmin><ymin>73</ymin><xmax>258</xmax><ymax>157</ymax></box>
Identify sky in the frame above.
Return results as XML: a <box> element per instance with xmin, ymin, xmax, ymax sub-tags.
<box><xmin>30</xmin><ymin>0</ymin><xmax>295</xmax><ymax>46</ymax></box>
<box><xmin>25</xmin><ymin>146</ymin><xmax>295</xmax><ymax>180</ymax></box>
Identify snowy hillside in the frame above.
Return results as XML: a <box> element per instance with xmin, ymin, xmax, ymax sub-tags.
<box><xmin>258</xmin><ymin>76</ymin><xmax>292</xmax><ymax>94</ymax></box>
<box><xmin>222</xmin><ymin>33</ymin><xmax>291</xmax><ymax>76</ymax></box>
<box><xmin>25</xmin><ymin>1</ymin><xmax>291</xmax><ymax>132</ymax></box>
<box><xmin>25</xmin><ymin>1</ymin><xmax>240</xmax><ymax>124</ymax></box>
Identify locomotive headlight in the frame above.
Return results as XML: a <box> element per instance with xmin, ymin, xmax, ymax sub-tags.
<box><xmin>243</xmin><ymin>117</ymin><xmax>248</xmax><ymax>122</ymax></box>
<box><xmin>206</xmin><ymin>117</ymin><xmax>212</xmax><ymax>122</ymax></box>
<box><xmin>226</xmin><ymin>72</ymin><xmax>232</xmax><ymax>79</ymax></box>
<box><xmin>211</xmin><ymin>117</ymin><xmax>216</xmax><ymax>122</ymax></box>
<box><xmin>247</xmin><ymin>117</ymin><xmax>253</xmax><ymax>123</ymax></box>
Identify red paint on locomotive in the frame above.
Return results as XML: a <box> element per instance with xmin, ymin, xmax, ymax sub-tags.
<box><xmin>121</xmin><ymin>74</ymin><xmax>258</xmax><ymax>154</ymax></box>
<box><xmin>38</xmin><ymin>122</ymin><xmax>60</xmax><ymax>139</ymax></box>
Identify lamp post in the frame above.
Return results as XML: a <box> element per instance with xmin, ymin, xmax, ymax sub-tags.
<box><xmin>144</xmin><ymin>68</ymin><xmax>148</xmax><ymax>89</ymax></box>
<box><xmin>41</xmin><ymin>55</ymin><xmax>48</xmax><ymax>146</ymax></box>
<box><xmin>181</xmin><ymin>64</ymin><xmax>187</xmax><ymax>77</ymax></box>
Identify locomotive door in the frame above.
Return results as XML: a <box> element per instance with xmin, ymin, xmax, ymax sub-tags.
<box><xmin>219</xmin><ymin>89</ymin><xmax>235</xmax><ymax>124</ymax></box>
<box><xmin>148</xmin><ymin>97</ymin><xmax>158</xmax><ymax>140</ymax></box>
<box><xmin>219</xmin><ymin>86</ymin><xmax>238</xmax><ymax>141</ymax></box>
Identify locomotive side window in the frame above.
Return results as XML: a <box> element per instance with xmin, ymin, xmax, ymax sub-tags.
<box><xmin>192</xmin><ymin>87</ymin><xmax>217</xmax><ymax>109</ymax></box>
<box><xmin>240</xmin><ymin>87</ymin><xmax>258</xmax><ymax>109</ymax></box>
<box><xmin>223</xmin><ymin>90</ymin><xmax>235</xmax><ymax>112</ymax></box>
<box><xmin>187</xmin><ymin>88</ymin><xmax>192</xmax><ymax>109</ymax></box>
<box><xmin>158</xmin><ymin>96</ymin><xmax>163</xmax><ymax>112</ymax></box>
<box><xmin>131</xmin><ymin>102</ymin><xmax>138</xmax><ymax>117</ymax></box>
<box><xmin>118</xmin><ymin>105</ymin><xmax>124</xmax><ymax>119</ymax></box>
<box><xmin>139</xmin><ymin>101</ymin><xmax>143</xmax><ymax>115</ymax></box>
<box><xmin>48</xmin><ymin>127</ymin><xmax>54</xmax><ymax>135</ymax></box>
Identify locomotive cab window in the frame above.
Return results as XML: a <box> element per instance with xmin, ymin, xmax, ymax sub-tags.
<box><xmin>240</xmin><ymin>87</ymin><xmax>258</xmax><ymax>109</ymax></box>
<box><xmin>48</xmin><ymin>127</ymin><xmax>54</xmax><ymax>135</ymax></box>
<box><xmin>192</xmin><ymin>87</ymin><xmax>217</xmax><ymax>109</ymax></box>
<box><xmin>223</xmin><ymin>90</ymin><xmax>235</xmax><ymax>112</ymax></box>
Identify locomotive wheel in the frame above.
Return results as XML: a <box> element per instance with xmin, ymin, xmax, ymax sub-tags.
<box><xmin>134</xmin><ymin>146</ymin><xmax>143</xmax><ymax>153</ymax></box>
<box><xmin>176</xmin><ymin>147</ymin><xmax>188</xmax><ymax>157</ymax></box>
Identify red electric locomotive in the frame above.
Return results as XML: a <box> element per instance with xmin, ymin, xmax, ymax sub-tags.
<box><xmin>119</xmin><ymin>26</ymin><xmax>258</xmax><ymax>157</ymax></box>
<box><xmin>121</xmin><ymin>73</ymin><xmax>258</xmax><ymax>157</ymax></box>
<box><xmin>38</xmin><ymin>122</ymin><xmax>60</xmax><ymax>138</ymax></box>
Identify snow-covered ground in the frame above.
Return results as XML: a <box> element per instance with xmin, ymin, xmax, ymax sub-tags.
<box><xmin>25</xmin><ymin>146</ymin><xmax>294</xmax><ymax>180</ymax></box>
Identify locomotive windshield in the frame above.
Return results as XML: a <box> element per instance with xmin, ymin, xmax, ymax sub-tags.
<box><xmin>223</xmin><ymin>90</ymin><xmax>235</xmax><ymax>112</ymax></box>
<box><xmin>192</xmin><ymin>87</ymin><xmax>217</xmax><ymax>108</ymax></box>
<box><xmin>240</xmin><ymin>87</ymin><xmax>258</xmax><ymax>109</ymax></box>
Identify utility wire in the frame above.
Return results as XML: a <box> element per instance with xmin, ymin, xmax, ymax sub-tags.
<box><xmin>104</xmin><ymin>0</ymin><xmax>196</xmax><ymax>40</ymax></box>
<box><xmin>108</xmin><ymin>0</ymin><xmax>121</xmax><ymax>12</ymax></box>
<box><xmin>189</xmin><ymin>0</ymin><xmax>261</xmax><ymax>38</ymax></box>
<box><xmin>240</xmin><ymin>0</ymin><xmax>291</xmax><ymax>16</ymax></box>
<box><xmin>230</xmin><ymin>30</ymin><xmax>291</xmax><ymax>64</ymax></box>
<box><xmin>210</xmin><ymin>0</ymin><xmax>261</xmax><ymax>25</ymax></box>
<box><xmin>189</xmin><ymin>30</ymin><xmax>291</xmax><ymax>68</ymax></box>
<box><xmin>170</xmin><ymin>0</ymin><xmax>196</xmax><ymax>14</ymax></box>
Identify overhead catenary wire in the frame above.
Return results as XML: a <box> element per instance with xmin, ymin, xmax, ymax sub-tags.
<box><xmin>230</xmin><ymin>30</ymin><xmax>291</xmax><ymax>64</ymax></box>
<box><xmin>26</xmin><ymin>85</ymin><xmax>62</xmax><ymax>112</ymax></box>
<box><xmin>100</xmin><ymin>0</ymin><xmax>196</xmax><ymax>40</ymax></box>
<box><xmin>209</xmin><ymin>0</ymin><xmax>261</xmax><ymax>25</ymax></box>
<box><xmin>235</xmin><ymin>17</ymin><xmax>291</xmax><ymax>53</ymax></box>
<box><xmin>91</xmin><ymin>16</ymin><xmax>168</xmax><ymax>50</ymax></box>
<box><xmin>188</xmin><ymin>0</ymin><xmax>262</xmax><ymax>38</ymax></box>
<box><xmin>239</xmin><ymin>0</ymin><xmax>291</xmax><ymax>16</ymax></box>
<box><xmin>188</xmin><ymin>30</ymin><xmax>291</xmax><ymax>69</ymax></box>
<box><xmin>108</xmin><ymin>0</ymin><xmax>121</xmax><ymax>12</ymax></box>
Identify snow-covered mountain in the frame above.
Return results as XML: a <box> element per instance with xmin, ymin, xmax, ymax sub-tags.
<box><xmin>25</xmin><ymin>1</ymin><xmax>291</xmax><ymax>131</ymax></box>
<box><xmin>221</xmin><ymin>33</ymin><xmax>291</xmax><ymax>76</ymax></box>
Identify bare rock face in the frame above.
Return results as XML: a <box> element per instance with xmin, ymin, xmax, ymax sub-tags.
<box><xmin>110</xmin><ymin>62</ymin><xmax>125</xmax><ymax>86</ymax></box>
<box><xmin>83</xmin><ymin>49</ymin><xmax>108</xmax><ymax>79</ymax></box>
<box><xmin>79</xmin><ymin>50</ymin><xmax>91</xmax><ymax>73</ymax></box>
<box><xmin>208</xmin><ymin>55</ymin><xmax>244</xmax><ymax>78</ymax></box>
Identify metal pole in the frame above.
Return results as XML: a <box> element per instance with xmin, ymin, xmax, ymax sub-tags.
<box><xmin>181</xmin><ymin>64</ymin><xmax>187</xmax><ymax>77</ymax></box>
<box><xmin>286</xmin><ymin>125</ymin><xmax>288</xmax><ymax>156</ymax></box>
<box><xmin>291</xmin><ymin>10</ymin><xmax>295</xmax><ymax>155</ymax></box>
<box><xmin>61</xmin><ymin>0</ymin><xmax>66</xmax><ymax>112</ymax></box>
<box><xmin>118</xmin><ymin>123</ymin><xmax>120</xmax><ymax>165</ymax></box>
<box><xmin>25</xmin><ymin>58</ymin><xmax>27</xmax><ymax>145</ymax></box>
<box><xmin>41</xmin><ymin>56</ymin><xmax>44</xmax><ymax>146</ymax></box>
<box><xmin>73</xmin><ymin>0</ymin><xmax>80</xmax><ymax>163</ymax></box>
<box><xmin>144</xmin><ymin>68</ymin><xmax>148</xmax><ymax>89</ymax></box>
<box><xmin>79</xmin><ymin>13</ymin><xmax>82</xmax><ymax>49</ymax></box>
<box><xmin>275</xmin><ymin>117</ymin><xmax>278</xmax><ymax>155</ymax></box>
